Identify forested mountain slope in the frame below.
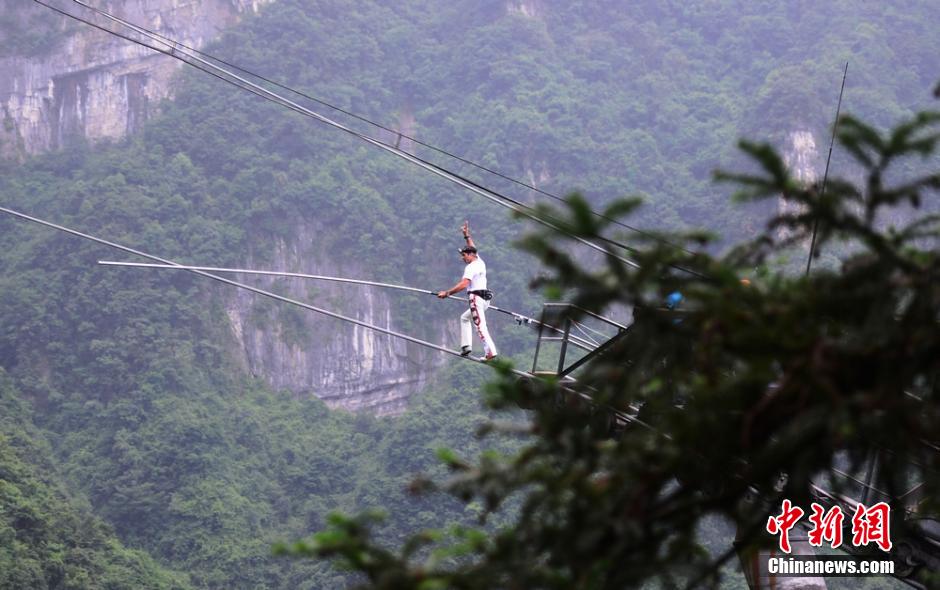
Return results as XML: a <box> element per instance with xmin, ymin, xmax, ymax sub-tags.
<box><xmin>1</xmin><ymin>0</ymin><xmax>936</xmax><ymax>587</ymax></box>
<box><xmin>0</xmin><ymin>371</ymin><xmax>191</xmax><ymax>589</ymax></box>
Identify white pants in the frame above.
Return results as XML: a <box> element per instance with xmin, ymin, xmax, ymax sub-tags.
<box><xmin>461</xmin><ymin>293</ymin><xmax>497</xmax><ymax>357</ymax></box>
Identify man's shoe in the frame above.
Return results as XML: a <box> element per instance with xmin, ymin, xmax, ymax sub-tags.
<box><xmin>459</xmin><ymin>346</ymin><xmax>472</xmax><ymax>357</ymax></box>
<box><xmin>483</xmin><ymin>354</ymin><xmax>498</xmax><ymax>362</ymax></box>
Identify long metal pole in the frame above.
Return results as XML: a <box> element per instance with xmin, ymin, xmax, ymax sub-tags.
<box><xmin>97</xmin><ymin>260</ymin><xmax>599</xmax><ymax>352</ymax></box>
<box><xmin>0</xmin><ymin>206</ymin><xmax>491</xmax><ymax>364</ymax></box>
<box><xmin>3</xmin><ymin>205</ymin><xmax>645</xmax><ymax>425</ymax></box>
<box><xmin>99</xmin><ymin>261</ymin><xmax>448</xmax><ymax>297</ymax></box>
<box><xmin>805</xmin><ymin>62</ymin><xmax>848</xmax><ymax>276</ymax></box>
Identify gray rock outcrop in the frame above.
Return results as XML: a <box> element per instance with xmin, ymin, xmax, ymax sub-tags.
<box><xmin>0</xmin><ymin>0</ymin><xmax>271</xmax><ymax>159</ymax></box>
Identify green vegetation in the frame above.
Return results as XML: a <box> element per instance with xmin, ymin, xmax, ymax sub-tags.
<box><xmin>285</xmin><ymin>104</ymin><xmax>940</xmax><ymax>590</ymax></box>
<box><xmin>0</xmin><ymin>0</ymin><xmax>937</xmax><ymax>587</ymax></box>
<box><xmin>0</xmin><ymin>4</ymin><xmax>63</xmax><ymax>57</ymax></box>
<box><xmin>0</xmin><ymin>370</ymin><xmax>190</xmax><ymax>589</ymax></box>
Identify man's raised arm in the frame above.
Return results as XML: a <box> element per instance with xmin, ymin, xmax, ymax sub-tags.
<box><xmin>462</xmin><ymin>220</ymin><xmax>476</xmax><ymax>250</ymax></box>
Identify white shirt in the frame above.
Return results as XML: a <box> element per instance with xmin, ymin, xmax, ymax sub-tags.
<box><xmin>462</xmin><ymin>257</ymin><xmax>487</xmax><ymax>292</ymax></box>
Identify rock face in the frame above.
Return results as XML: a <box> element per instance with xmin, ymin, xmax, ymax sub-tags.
<box><xmin>0</xmin><ymin>0</ymin><xmax>271</xmax><ymax>159</ymax></box>
<box><xmin>1</xmin><ymin>0</ymin><xmax>446</xmax><ymax>414</ymax></box>
<box><xmin>225</xmin><ymin>223</ymin><xmax>447</xmax><ymax>415</ymax></box>
<box><xmin>507</xmin><ymin>0</ymin><xmax>544</xmax><ymax>19</ymax></box>
<box><xmin>778</xmin><ymin>130</ymin><xmax>818</xmax><ymax>241</ymax></box>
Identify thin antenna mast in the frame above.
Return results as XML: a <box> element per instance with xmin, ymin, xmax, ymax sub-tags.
<box><xmin>805</xmin><ymin>62</ymin><xmax>848</xmax><ymax>276</ymax></box>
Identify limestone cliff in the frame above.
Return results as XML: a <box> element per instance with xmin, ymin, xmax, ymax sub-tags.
<box><xmin>0</xmin><ymin>0</ymin><xmax>271</xmax><ymax>159</ymax></box>
<box><xmin>225</xmin><ymin>222</ymin><xmax>447</xmax><ymax>415</ymax></box>
<box><xmin>507</xmin><ymin>0</ymin><xmax>544</xmax><ymax>19</ymax></box>
<box><xmin>778</xmin><ymin>130</ymin><xmax>818</xmax><ymax>241</ymax></box>
<box><xmin>1</xmin><ymin>0</ymin><xmax>447</xmax><ymax>414</ymax></box>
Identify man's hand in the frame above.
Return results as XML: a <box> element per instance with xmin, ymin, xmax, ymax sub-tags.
<box><xmin>461</xmin><ymin>220</ymin><xmax>470</xmax><ymax>238</ymax></box>
<box><xmin>440</xmin><ymin>280</ymin><xmax>469</xmax><ymax>299</ymax></box>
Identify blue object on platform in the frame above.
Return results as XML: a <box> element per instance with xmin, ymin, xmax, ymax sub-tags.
<box><xmin>665</xmin><ymin>291</ymin><xmax>684</xmax><ymax>310</ymax></box>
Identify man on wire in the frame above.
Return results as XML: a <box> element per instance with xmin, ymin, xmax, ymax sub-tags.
<box><xmin>437</xmin><ymin>221</ymin><xmax>498</xmax><ymax>361</ymax></box>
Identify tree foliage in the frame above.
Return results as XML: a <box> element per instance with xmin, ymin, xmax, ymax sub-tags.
<box><xmin>0</xmin><ymin>370</ymin><xmax>192</xmax><ymax>589</ymax></box>
<box><xmin>284</xmin><ymin>110</ymin><xmax>939</xmax><ymax>589</ymax></box>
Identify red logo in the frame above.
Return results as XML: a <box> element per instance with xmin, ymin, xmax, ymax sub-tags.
<box><xmin>851</xmin><ymin>502</ymin><xmax>892</xmax><ymax>552</ymax></box>
<box><xmin>807</xmin><ymin>504</ymin><xmax>844</xmax><ymax>548</ymax></box>
<box><xmin>766</xmin><ymin>501</ymin><xmax>892</xmax><ymax>553</ymax></box>
<box><xmin>766</xmin><ymin>499</ymin><xmax>804</xmax><ymax>553</ymax></box>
